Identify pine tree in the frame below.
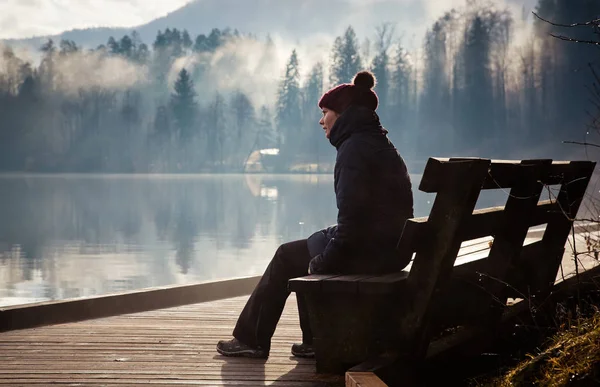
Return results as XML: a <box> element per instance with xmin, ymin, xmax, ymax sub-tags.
<box><xmin>256</xmin><ymin>106</ymin><xmax>276</xmax><ymax>149</ymax></box>
<box><xmin>276</xmin><ymin>50</ymin><xmax>302</xmax><ymax>167</ymax></box>
<box><xmin>330</xmin><ymin>26</ymin><xmax>362</xmax><ymax>86</ymax></box>
<box><xmin>207</xmin><ymin>28</ymin><xmax>222</xmax><ymax>51</ymax></box>
<box><xmin>329</xmin><ymin>37</ymin><xmax>343</xmax><ymax>86</ymax></box>
<box><xmin>153</xmin><ymin>30</ymin><xmax>167</xmax><ymax>50</ymax></box>
<box><xmin>303</xmin><ymin>63</ymin><xmax>324</xmax><ymax>123</ymax></box>
<box><xmin>459</xmin><ymin>13</ymin><xmax>494</xmax><ymax>150</ymax></box>
<box><xmin>168</xmin><ymin>28</ymin><xmax>183</xmax><ymax>58</ymax></box>
<box><xmin>420</xmin><ymin>16</ymin><xmax>452</xmax><ymax>155</ymax></box>
<box><xmin>39</xmin><ymin>39</ymin><xmax>56</xmax><ymax>90</ymax></box>
<box><xmin>59</xmin><ymin>40</ymin><xmax>78</xmax><ymax>56</ymax></box>
<box><xmin>370</xmin><ymin>24</ymin><xmax>395</xmax><ymax>118</ymax></box>
<box><xmin>134</xmin><ymin>43</ymin><xmax>149</xmax><ymax>64</ymax></box>
<box><xmin>182</xmin><ymin>30</ymin><xmax>193</xmax><ymax>53</ymax></box>
<box><xmin>391</xmin><ymin>45</ymin><xmax>412</xmax><ymax>108</ymax></box>
<box><xmin>107</xmin><ymin>36</ymin><xmax>120</xmax><ymax>55</ymax></box>
<box><xmin>170</xmin><ymin>68</ymin><xmax>197</xmax><ymax>143</ymax></box>
<box><xmin>206</xmin><ymin>92</ymin><xmax>227</xmax><ymax>168</ymax></box>
<box><xmin>119</xmin><ymin>35</ymin><xmax>134</xmax><ymax>58</ymax></box>
<box><xmin>193</xmin><ymin>34</ymin><xmax>209</xmax><ymax>53</ymax></box>
<box><xmin>230</xmin><ymin>91</ymin><xmax>255</xmax><ymax>169</ymax></box>
<box><xmin>302</xmin><ymin>63</ymin><xmax>324</xmax><ymax>165</ymax></box>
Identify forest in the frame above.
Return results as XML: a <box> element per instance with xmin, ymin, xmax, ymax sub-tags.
<box><xmin>0</xmin><ymin>0</ymin><xmax>598</xmax><ymax>173</ymax></box>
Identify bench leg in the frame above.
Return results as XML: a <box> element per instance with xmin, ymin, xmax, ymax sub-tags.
<box><xmin>301</xmin><ymin>293</ymin><xmax>399</xmax><ymax>374</ymax></box>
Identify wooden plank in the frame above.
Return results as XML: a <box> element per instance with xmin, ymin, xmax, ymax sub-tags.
<box><xmin>461</xmin><ymin>200</ymin><xmax>560</xmax><ymax>241</ymax></box>
<box><xmin>536</xmin><ymin>160</ymin><xmax>596</xmax><ymax>295</ymax></box>
<box><xmin>480</xmin><ymin>160</ymin><xmax>595</xmax><ymax>189</ymax></box>
<box><xmin>288</xmin><ymin>275</ymin><xmax>341</xmax><ymax>292</ymax></box>
<box><xmin>398</xmin><ymin>200</ymin><xmax>559</xmax><ymax>255</ymax></box>
<box><xmin>416</xmin><ymin>159</ymin><xmax>594</xmax><ymax>191</ymax></box>
<box><xmin>482</xmin><ymin>159</ymin><xmax>550</xmax><ymax>189</ymax></box>
<box><xmin>396</xmin><ymin>217</ymin><xmax>426</xmax><ymax>260</ymax></box>
<box><xmin>0</xmin><ymin>276</ymin><xmax>262</xmax><ymax>332</ymax></box>
<box><xmin>402</xmin><ymin>158</ymin><xmax>491</xmax><ymax>358</ymax></box>
<box><xmin>320</xmin><ymin>275</ymin><xmax>379</xmax><ymax>294</ymax></box>
<box><xmin>0</xmin><ymin>381</ymin><xmax>333</xmax><ymax>386</ymax></box>
<box><xmin>0</xmin><ymin>294</ymin><xmax>343</xmax><ymax>386</ymax></box>
<box><xmin>475</xmin><ymin>160</ymin><xmax>550</xmax><ymax>325</ymax></box>
<box><xmin>357</xmin><ymin>272</ymin><xmax>409</xmax><ymax>295</ymax></box>
<box><xmin>418</xmin><ymin>158</ymin><xmax>489</xmax><ymax>193</ymax></box>
<box><xmin>345</xmin><ymin>372</ymin><xmax>388</xmax><ymax>387</ymax></box>
<box><xmin>0</xmin><ymin>370</ymin><xmax>327</xmax><ymax>377</ymax></box>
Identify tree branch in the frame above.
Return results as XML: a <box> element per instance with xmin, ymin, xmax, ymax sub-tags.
<box><xmin>549</xmin><ymin>33</ymin><xmax>600</xmax><ymax>46</ymax></box>
<box><xmin>532</xmin><ymin>12</ymin><xmax>600</xmax><ymax>28</ymax></box>
<box><xmin>563</xmin><ymin>140</ymin><xmax>600</xmax><ymax>148</ymax></box>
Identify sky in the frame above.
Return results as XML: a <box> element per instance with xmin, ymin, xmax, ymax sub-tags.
<box><xmin>0</xmin><ymin>0</ymin><xmax>194</xmax><ymax>39</ymax></box>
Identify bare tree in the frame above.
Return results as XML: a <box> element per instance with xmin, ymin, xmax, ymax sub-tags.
<box><xmin>533</xmin><ymin>12</ymin><xmax>600</xmax><ymax>148</ymax></box>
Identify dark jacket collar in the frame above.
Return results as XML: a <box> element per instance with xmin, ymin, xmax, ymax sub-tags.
<box><xmin>329</xmin><ymin>105</ymin><xmax>386</xmax><ymax>148</ymax></box>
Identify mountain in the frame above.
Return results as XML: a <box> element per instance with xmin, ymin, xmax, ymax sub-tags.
<box><xmin>3</xmin><ymin>0</ymin><xmax>539</xmax><ymax>53</ymax></box>
<box><xmin>2</xmin><ymin>0</ymin><xmax>429</xmax><ymax>50</ymax></box>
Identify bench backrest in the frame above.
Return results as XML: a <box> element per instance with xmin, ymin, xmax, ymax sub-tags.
<box><xmin>397</xmin><ymin>157</ymin><xmax>596</xmax><ymax>357</ymax></box>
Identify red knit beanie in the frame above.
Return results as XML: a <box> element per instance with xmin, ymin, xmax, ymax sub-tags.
<box><xmin>318</xmin><ymin>71</ymin><xmax>379</xmax><ymax>114</ymax></box>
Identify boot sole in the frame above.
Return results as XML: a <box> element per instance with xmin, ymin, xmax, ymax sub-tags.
<box><xmin>216</xmin><ymin>347</ymin><xmax>268</xmax><ymax>359</ymax></box>
<box><xmin>291</xmin><ymin>351</ymin><xmax>315</xmax><ymax>359</ymax></box>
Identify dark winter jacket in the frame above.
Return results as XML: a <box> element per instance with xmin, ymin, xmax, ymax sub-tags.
<box><xmin>308</xmin><ymin>105</ymin><xmax>414</xmax><ymax>274</ymax></box>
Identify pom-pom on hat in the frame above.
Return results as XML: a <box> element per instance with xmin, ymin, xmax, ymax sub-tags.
<box><xmin>318</xmin><ymin>71</ymin><xmax>379</xmax><ymax>113</ymax></box>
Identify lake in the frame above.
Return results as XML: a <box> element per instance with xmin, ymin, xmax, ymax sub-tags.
<box><xmin>0</xmin><ymin>173</ymin><xmax>511</xmax><ymax>307</ymax></box>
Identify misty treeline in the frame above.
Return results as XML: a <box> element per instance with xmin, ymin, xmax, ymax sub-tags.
<box><xmin>0</xmin><ymin>0</ymin><xmax>599</xmax><ymax>173</ymax></box>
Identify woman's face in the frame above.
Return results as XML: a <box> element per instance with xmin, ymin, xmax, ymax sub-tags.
<box><xmin>319</xmin><ymin>108</ymin><xmax>339</xmax><ymax>139</ymax></box>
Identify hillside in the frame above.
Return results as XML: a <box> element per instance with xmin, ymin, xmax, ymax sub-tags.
<box><xmin>2</xmin><ymin>0</ymin><xmax>537</xmax><ymax>51</ymax></box>
<box><xmin>2</xmin><ymin>0</ymin><xmax>421</xmax><ymax>50</ymax></box>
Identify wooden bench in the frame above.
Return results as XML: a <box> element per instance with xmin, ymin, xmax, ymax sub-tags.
<box><xmin>289</xmin><ymin>157</ymin><xmax>596</xmax><ymax>377</ymax></box>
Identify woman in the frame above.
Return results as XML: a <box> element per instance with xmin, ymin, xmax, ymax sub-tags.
<box><xmin>216</xmin><ymin>70</ymin><xmax>414</xmax><ymax>359</ymax></box>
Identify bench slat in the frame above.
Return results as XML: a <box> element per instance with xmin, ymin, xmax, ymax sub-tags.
<box><xmin>288</xmin><ymin>275</ymin><xmax>341</xmax><ymax>292</ymax></box>
<box><xmin>464</xmin><ymin>199</ymin><xmax>559</xmax><ymax>241</ymax></box>
<box><xmin>321</xmin><ymin>275</ymin><xmax>380</xmax><ymax>294</ymax></box>
<box><xmin>399</xmin><ymin>200</ymin><xmax>559</xmax><ymax>254</ymax></box>
<box><xmin>357</xmin><ymin>272</ymin><xmax>410</xmax><ymax>295</ymax></box>
<box><xmin>483</xmin><ymin>160</ymin><xmax>595</xmax><ymax>189</ymax></box>
<box><xmin>419</xmin><ymin>158</ymin><xmax>595</xmax><ymax>192</ymax></box>
<box><xmin>419</xmin><ymin>158</ymin><xmax>490</xmax><ymax>193</ymax></box>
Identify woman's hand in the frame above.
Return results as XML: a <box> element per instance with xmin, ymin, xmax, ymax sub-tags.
<box><xmin>308</xmin><ymin>254</ymin><xmax>324</xmax><ymax>274</ymax></box>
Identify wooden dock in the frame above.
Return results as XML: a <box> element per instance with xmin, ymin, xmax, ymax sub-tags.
<box><xmin>0</xmin><ymin>295</ymin><xmax>343</xmax><ymax>386</ymax></box>
<box><xmin>1</xmin><ymin>227</ymin><xmax>599</xmax><ymax>386</ymax></box>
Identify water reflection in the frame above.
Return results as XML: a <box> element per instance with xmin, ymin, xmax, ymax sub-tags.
<box><xmin>0</xmin><ymin>174</ymin><xmax>339</xmax><ymax>305</ymax></box>
<box><xmin>0</xmin><ymin>174</ymin><xmax>510</xmax><ymax>306</ymax></box>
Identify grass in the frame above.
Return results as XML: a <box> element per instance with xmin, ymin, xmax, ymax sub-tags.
<box><xmin>487</xmin><ymin>311</ymin><xmax>600</xmax><ymax>386</ymax></box>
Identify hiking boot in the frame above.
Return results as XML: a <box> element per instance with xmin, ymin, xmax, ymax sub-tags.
<box><xmin>216</xmin><ymin>338</ymin><xmax>268</xmax><ymax>359</ymax></box>
<box><xmin>291</xmin><ymin>342</ymin><xmax>315</xmax><ymax>358</ymax></box>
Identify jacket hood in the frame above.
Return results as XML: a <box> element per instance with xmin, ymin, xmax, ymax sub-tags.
<box><xmin>328</xmin><ymin>105</ymin><xmax>387</xmax><ymax>148</ymax></box>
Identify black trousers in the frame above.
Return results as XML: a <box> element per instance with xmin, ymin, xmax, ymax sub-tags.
<box><xmin>232</xmin><ymin>239</ymin><xmax>313</xmax><ymax>351</ymax></box>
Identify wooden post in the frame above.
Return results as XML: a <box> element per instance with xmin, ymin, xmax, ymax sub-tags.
<box><xmin>399</xmin><ymin>158</ymin><xmax>491</xmax><ymax>358</ymax></box>
<box><xmin>479</xmin><ymin>160</ymin><xmax>551</xmax><ymax>323</ymax></box>
<box><xmin>536</xmin><ymin>161</ymin><xmax>596</xmax><ymax>295</ymax></box>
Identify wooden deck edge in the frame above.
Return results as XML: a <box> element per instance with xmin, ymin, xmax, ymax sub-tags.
<box><xmin>346</xmin><ymin>372</ymin><xmax>388</xmax><ymax>387</ymax></box>
<box><xmin>0</xmin><ymin>275</ymin><xmax>260</xmax><ymax>332</ymax></box>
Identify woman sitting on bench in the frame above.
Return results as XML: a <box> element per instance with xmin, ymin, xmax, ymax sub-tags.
<box><xmin>216</xmin><ymin>70</ymin><xmax>414</xmax><ymax>359</ymax></box>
